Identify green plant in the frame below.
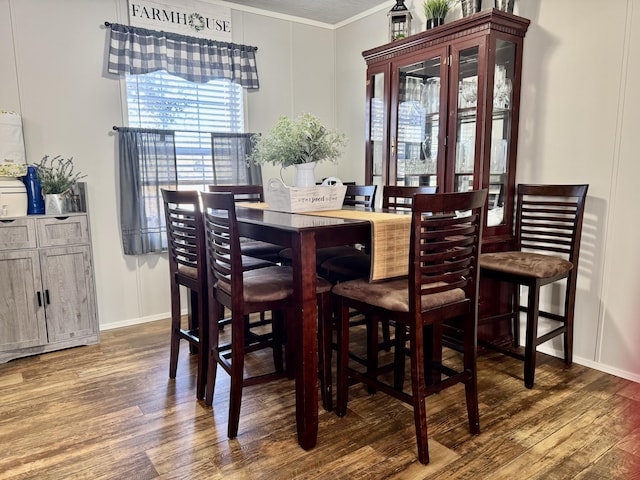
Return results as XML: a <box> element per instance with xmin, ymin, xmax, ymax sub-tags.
<box><xmin>248</xmin><ymin>113</ymin><xmax>347</xmax><ymax>168</ymax></box>
<box><xmin>35</xmin><ymin>155</ymin><xmax>86</xmax><ymax>194</ymax></box>
<box><xmin>423</xmin><ymin>0</ymin><xmax>454</xmax><ymax>19</ymax></box>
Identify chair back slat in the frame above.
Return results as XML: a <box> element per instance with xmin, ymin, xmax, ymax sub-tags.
<box><xmin>162</xmin><ymin>189</ymin><xmax>205</xmax><ymax>274</ymax></box>
<box><xmin>382</xmin><ymin>185</ymin><xmax>438</xmax><ymax>211</ymax></box>
<box><xmin>208</xmin><ymin>184</ymin><xmax>264</xmax><ymax>203</ymax></box>
<box><xmin>343</xmin><ymin>185</ymin><xmax>377</xmax><ymax>208</ymax></box>
<box><xmin>515</xmin><ymin>184</ymin><xmax>589</xmax><ymax>262</ymax></box>
<box><xmin>410</xmin><ymin>190</ymin><xmax>486</xmax><ymax>313</ymax></box>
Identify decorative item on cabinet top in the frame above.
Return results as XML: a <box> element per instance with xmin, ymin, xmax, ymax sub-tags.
<box><xmin>423</xmin><ymin>0</ymin><xmax>452</xmax><ymax>29</ymax></box>
<box><xmin>35</xmin><ymin>155</ymin><xmax>87</xmax><ymax>215</ymax></box>
<box><xmin>495</xmin><ymin>0</ymin><xmax>515</xmax><ymax>13</ymax></box>
<box><xmin>461</xmin><ymin>0</ymin><xmax>481</xmax><ymax>17</ymax></box>
<box><xmin>388</xmin><ymin>0</ymin><xmax>412</xmax><ymax>41</ymax></box>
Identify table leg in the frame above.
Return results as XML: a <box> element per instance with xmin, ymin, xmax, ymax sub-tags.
<box><xmin>292</xmin><ymin>230</ymin><xmax>319</xmax><ymax>450</ymax></box>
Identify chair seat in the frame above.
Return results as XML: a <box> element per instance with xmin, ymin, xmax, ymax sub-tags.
<box><xmin>217</xmin><ymin>265</ymin><xmax>332</xmax><ymax>302</ymax></box>
<box><xmin>480</xmin><ymin>251</ymin><xmax>573</xmax><ymax>279</ymax></box>
<box><xmin>240</xmin><ymin>239</ymin><xmax>285</xmax><ymax>262</ymax></box>
<box><xmin>332</xmin><ymin>278</ymin><xmax>466</xmax><ymax>312</ymax></box>
<box><xmin>319</xmin><ymin>253</ymin><xmax>371</xmax><ymax>282</ymax></box>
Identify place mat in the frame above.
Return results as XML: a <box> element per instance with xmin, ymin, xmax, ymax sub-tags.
<box><xmin>238</xmin><ymin>203</ymin><xmax>410</xmax><ymax>281</ymax></box>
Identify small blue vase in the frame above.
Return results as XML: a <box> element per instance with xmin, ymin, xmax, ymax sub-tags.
<box><xmin>22</xmin><ymin>166</ymin><xmax>45</xmax><ymax>215</ymax></box>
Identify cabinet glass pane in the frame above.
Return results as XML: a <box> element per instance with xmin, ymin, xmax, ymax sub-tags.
<box><xmin>455</xmin><ymin>46</ymin><xmax>479</xmax><ymax>193</ymax></box>
<box><xmin>396</xmin><ymin>57</ymin><xmax>441</xmax><ymax>187</ymax></box>
<box><xmin>370</xmin><ymin>72</ymin><xmax>385</xmax><ymax>192</ymax></box>
<box><xmin>488</xmin><ymin>39</ymin><xmax>516</xmax><ymax>227</ymax></box>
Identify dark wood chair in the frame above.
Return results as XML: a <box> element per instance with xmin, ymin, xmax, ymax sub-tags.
<box><xmin>200</xmin><ymin>191</ymin><xmax>334</xmax><ymax>437</ymax></box>
<box><xmin>161</xmin><ymin>189</ymin><xmax>209</xmax><ymax>400</ymax></box>
<box><xmin>208</xmin><ymin>184</ymin><xmax>284</xmax><ymax>263</ymax></box>
<box><xmin>162</xmin><ymin>189</ymin><xmax>274</xmax><ymax>400</ymax></box>
<box><xmin>332</xmin><ymin>190</ymin><xmax>486</xmax><ymax>464</ymax></box>
<box><xmin>479</xmin><ymin>184</ymin><xmax>589</xmax><ymax>388</ymax></box>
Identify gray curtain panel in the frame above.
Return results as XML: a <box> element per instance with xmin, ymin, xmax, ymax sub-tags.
<box><xmin>118</xmin><ymin>129</ymin><xmax>262</xmax><ymax>255</ymax></box>
<box><xmin>118</xmin><ymin>128</ymin><xmax>177</xmax><ymax>255</ymax></box>
<box><xmin>107</xmin><ymin>23</ymin><xmax>260</xmax><ymax>89</ymax></box>
<box><xmin>211</xmin><ymin>133</ymin><xmax>262</xmax><ymax>185</ymax></box>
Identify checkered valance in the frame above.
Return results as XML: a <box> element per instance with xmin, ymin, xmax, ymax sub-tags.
<box><xmin>107</xmin><ymin>23</ymin><xmax>259</xmax><ymax>89</ymax></box>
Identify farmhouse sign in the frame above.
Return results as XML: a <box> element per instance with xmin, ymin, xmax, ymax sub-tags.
<box><xmin>128</xmin><ymin>0</ymin><xmax>232</xmax><ymax>41</ymax></box>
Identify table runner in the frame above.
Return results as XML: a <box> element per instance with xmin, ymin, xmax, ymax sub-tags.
<box><xmin>237</xmin><ymin>203</ymin><xmax>410</xmax><ymax>282</ymax></box>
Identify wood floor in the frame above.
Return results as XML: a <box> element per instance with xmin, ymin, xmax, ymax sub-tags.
<box><xmin>1</xmin><ymin>318</ymin><xmax>639</xmax><ymax>480</ymax></box>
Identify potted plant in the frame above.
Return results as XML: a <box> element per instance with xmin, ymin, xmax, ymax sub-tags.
<box><xmin>35</xmin><ymin>155</ymin><xmax>86</xmax><ymax>214</ymax></box>
<box><xmin>423</xmin><ymin>0</ymin><xmax>453</xmax><ymax>29</ymax></box>
<box><xmin>248</xmin><ymin>113</ymin><xmax>347</xmax><ymax>187</ymax></box>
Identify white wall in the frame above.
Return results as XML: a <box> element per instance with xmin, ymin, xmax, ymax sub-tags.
<box><xmin>1</xmin><ymin>0</ymin><xmax>638</xmax><ymax>382</ymax></box>
<box><xmin>335</xmin><ymin>0</ymin><xmax>640</xmax><ymax>382</ymax></box>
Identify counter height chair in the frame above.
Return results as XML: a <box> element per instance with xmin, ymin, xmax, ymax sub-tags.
<box><xmin>479</xmin><ymin>184</ymin><xmax>589</xmax><ymax>388</ymax></box>
<box><xmin>162</xmin><ymin>189</ymin><xmax>209</xmax><ymax>400</ymax></box>
<box><xmin>332</xmin><ymin>190</ymin><xmax>486</xmax><ymax>465</ymax></box>
<box><xmin>200</xmin><ymin>191</ymin><xmax>334</xmax><ymax>437</ymax></box>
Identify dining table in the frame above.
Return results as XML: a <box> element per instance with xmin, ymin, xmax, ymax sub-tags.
<box><xmin>233</xmin><ymin>204</ymin><xmax>412</xmax><ymax>450</ymax></box>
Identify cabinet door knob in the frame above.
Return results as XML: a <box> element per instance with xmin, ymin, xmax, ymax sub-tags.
<box><xmin>45</xmin><ymin>290</ymin><xmax>51</xmax><ymax>305</ymax></box>
<box><xmin>37</xmin><ymin>291</ymin><xmax>42</xmax><ymax>307</ymax></box>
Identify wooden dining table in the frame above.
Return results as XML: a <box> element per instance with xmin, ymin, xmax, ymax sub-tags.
<box><xmin>234</xmin><ymin>205</ymin><xmax>372</xmax><ymax>450</ymax></box>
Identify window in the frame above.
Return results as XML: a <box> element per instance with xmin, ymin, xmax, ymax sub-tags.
<box><xmin>125</xmin><ymin>70</ymin><xmax>245</xmax><ymax>188</ymax></box>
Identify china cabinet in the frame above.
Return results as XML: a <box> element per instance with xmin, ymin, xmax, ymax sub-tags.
<box><xmin>364</xmin><ymin>8</ymin><xmax>529</xmax><ymax>251</ymax></box>
<box><xmin>0</xmin><ymin>190</ymin><xmax>99</xmax><ymax>363</ymax></box>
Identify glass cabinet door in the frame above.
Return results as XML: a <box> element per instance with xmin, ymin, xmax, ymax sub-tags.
<box><xmin>394</xmin><ymin>53</ymin><xmax>444</xmax><ymax>188</ymax></box>
<box><xmin>368</xmin><ymin>71</ymin><xmax>386</xmax><ymax>196</ymax></box>
<box><xmin>454</xmin><ymin>46</ymin><xmax>479</xmax><ymax>193</ymax></box>
<box><xmin>488</xmin><ymin>39</ymin><xmax>517</xmax><ymax>227</ymax></box>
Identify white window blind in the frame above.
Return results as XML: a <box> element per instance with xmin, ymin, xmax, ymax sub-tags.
<box><xmin>125</xmin><ymin>70</ymin><xmax>245</xmax><ymax>187</ymax></box>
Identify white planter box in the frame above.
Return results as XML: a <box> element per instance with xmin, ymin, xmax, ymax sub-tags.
<box><xmin>265</xmin><ymin>178</ymin><xmax>346</xmax><ymax>213</ymax></box>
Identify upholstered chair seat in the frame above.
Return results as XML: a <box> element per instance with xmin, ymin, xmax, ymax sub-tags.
<box><xmin>480</xmin><ymin>252</ymin><xmax>573</xmax><ymax>279</ymax></box>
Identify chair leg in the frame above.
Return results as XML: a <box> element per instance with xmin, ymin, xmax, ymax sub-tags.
<box><xmin>228</xmin><ymin>310</ymin><xmax>245</xmax><ymax>438</ymax></box>
<box><xmin>271</xmin><ymin>310</ymin><xmax>285</xmax><ymax>373</ymax></box>
<box><xmin>189</xmin><ymin>289</ymin><xmax>199</xmax><ymax>355</ymax></box>
<box><xmin>393</xmin><ymin>324</ymin><xmax>407</xmax><ymax>390</ymax></box>
<box><xmin>563</xmin><ymin>273</ymin><xmax>577</xmax><ymax>366</ymax></box>
<box><xmin>318</xmin><ymin>292</ymin><xmax>333</xmax><ymax>412</ymax></box>
<box><xmin>381</xmin><ymin>318</ymin><xmax>391</xmax><ymax>351</ymax></box>
<box><xmin>524</xmin><ymin>282</ymin><xmax>541</xmax><ymax>389</ymax></box>
<box><xmin>366</xmin><ymin>314</ymin><xmax>379</xmax><ymax>395</ymax></box>
<box><xmin>409</xmin><ymin>321</ymin><xmax>430</xmax><ymax>465</ymax></box>
<box><xmin>195</xmin><ymin>290</ymin><xmax>209</xmax><ymax>400</ymax></box>
<box><xmin>335</xmin><ymin>298</ymin><xmax>351</xmax><ymax>417</ymax></box>
<box><xmin>428</xmin><ymin>322</ymin><xmax>442</xmax><ymax>386</ymax></box>
<box><xmin>512</xmin><ymin>282</ymin><xmax>521</xmax><ymax>348</ymax></box>
<box><xmin>205</xmin><ymin>299</ymin><xmax>222</xmax><ymax>406</ymax></box>
<box><xmin>462</xmin><ymin>314</ymin><xmax>480</xmax><ymax>435</ymax></box>
<box><xmin>169</xmin><ymin>284</ymin><xmax>181</xmax><ymax>379</ymax></box>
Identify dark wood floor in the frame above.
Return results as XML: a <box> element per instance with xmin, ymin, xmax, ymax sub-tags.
<box><xmin>1</xmin><ymin>318</ymin><xmax>639</xmax><ymax>479</ymax></box>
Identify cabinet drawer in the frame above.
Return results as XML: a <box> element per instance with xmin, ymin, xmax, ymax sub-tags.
<box><xmin>0</xmin><ymin>218</ymin><xmax>37</xmax><ymax>250</ymax></box>
<box><xmin>36</xmin><ymin>215</ymin><xmax>89</xmax><ymax>247</ymax></box>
